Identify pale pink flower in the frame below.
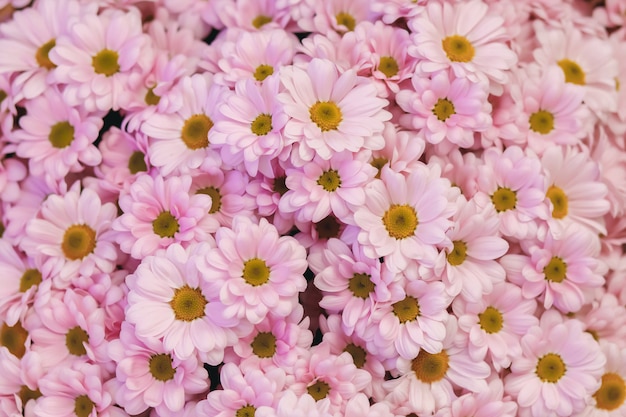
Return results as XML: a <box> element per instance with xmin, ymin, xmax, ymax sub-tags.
<box><xmin>371</xmin><ymin>0</ymin><xmax>425</xmax><ymax>25</ymax></box>
<box><xmin>7</xmin><ymin>87</ymin><xmax>102</xmax><ymax>181</ymax></box>
<box><xmin>0</xmin><ymin>347</ymin><xmax>42</xmax><ymax>416</ymax></box>
<box><xmin>429</xmin><ymin>149</ymin><xmax>482</xmax><ymax>199</ymax></box>
<box><xmin>593</xmin><ymin>0</ymin><xmax>626</xmax><ymax>28</ymax></box>
<box><xmin>199</xmin><ymin>216</ymin><xmax>308</xmax><ymax>325</ymax></box>
<box><xmin>219</xmin><ymin>0</ymin><xmax>294</xmax><ymax>31</ymax></box>
<box><xmin>408</xmin><ymin>0</ymin><xmax>517</xmax><ymax>95</ymax></box>
<box><xmin>112</xmin><ymin>173</ymin><xmax>214</xmax><ymax>259</ymax></box>
<box><xmin>108</xmin><ymin>322</ymin><xmax>208</xmax><ymax>415</ymax></box>
<box><xmin>368</xmin><ymin>122</ymin><xmax>426</xmax><ymax>177</ymax></box>
<box><xmin>126</xmin><ymin>243</ymin><xmax>242</xmax><ymax>363</ymax></box>
<box><xmin>21</xmin><ymin>185</ymin><xmax>118</xmax><ymax>288</ymax></box>
<box><xmin>50</xmin><ymin>7</ymin><xmax>153</xmax><ymax>112</ymax></box>
<box><xmin>589</xmin><ymin>128</ymin><xmax>626</xmax><ymax>218</ymax></box>
<box><xmin>295</xmin><ymin>30</ymin><xmax>371</xmax><ymax>74</ymax></box>
<box><xmin>574</xmin><ymin>293</ymin><xmax>626</xmax><ymax>349</ymax></box>
<box><xmin>256</xmin><ymin>390</ymin><xmax>332</xmax><ymax>417</ymax></box>
<box><xmin>396</xmin><ymin>69</ymin><xmax>491</xmax><ymax>147</ymax></box>
<box><xmin>278</xmin><ymin>58</ymin><xmax>390</xmax><ymax>164</ymax></box>
<box><xmin>433</xmin><ymin>379</ymin><xmax>518</xmax><ymax>417</ymax></box>
<box><xmin>297</xmin><ymin>0</ymin><xmax>376</xmax><ymax>35</ymax></box>
<box><xmin>505</xmin><ymin>310</ymin><xmax>605</xmax><ymax>417</ymax></box>
<box><xmin>245</xmin><ymin>162</ymin><xmax>295</xmax><ymax>234</ymax></box>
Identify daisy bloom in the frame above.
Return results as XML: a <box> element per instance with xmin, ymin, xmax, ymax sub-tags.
<box><xmin>199</xmin><ymin>216</ymin><xmax>308</xmax><ymax>325</ymax></box>
<box><xmin>256</xmin><ymin>389</ymin><xmax>332</xmax><ymax>417</ymax></box>
<box><xmin>368</xmin><ymin>122</ymin><xmax>426</xmax><ymax>178</ymax></box>
<box><xmin>21</xmin><ymin>185</ymin><xmax>117</xmax><ymax>287</ymax></box>
<box><xmin>505</xmin><ymin>310</ymin><xmax>606</xmax><ymax>417</ymax></box>
<box><xmin>433</xmin><ymin>379</ymin><xmax>518</xmax><ymax>417</ymax></box>
<box><xmin>408</xmin><ymin>0</ymin><xmax>517</xmax><ymax>95</ymax></box>
<box><xmin>0</xmin><ymin>347</ymin><xmax>42</xmax><ymax>416</ymax></box>
<box><xmin>297</xmin><ymin>0</ymin><xmax>376</xmax><ymax>35</ymax></box>
<box><xmin>295</xmin><ymin>30</ymin><xmax>371</xmax><ymax>75</ymax></box>
<box><xmin>354</xmin><ymin>164</ymin><xmax>455</xmax><ymax>273</ymax></box>
<box><xmin>278</xmin><ymin>58</ymin><xmax>390</xmax><ymax>164</ymax></box>
<box><xmin>574</xmin><ymin>293</ymin><xmax>626</xmax><ymax>349</ymax></box>
<box><xmin>371</xmin><ymin>0</ymin><xmax>425</xmax><ymax>25</ymax></box>
<box><xmin>219</xmin><ymin>0</ymin><xmax>293</xmax><ymax>32</ymax></box>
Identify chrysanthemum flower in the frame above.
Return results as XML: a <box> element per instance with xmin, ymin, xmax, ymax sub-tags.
<box><xmin>297</xmin><ymin>0</ymin><xmax>376</xmax><ymax>35</ymax></box>
<box><xmin>505</xmin><ymin>310</ymin><xmax>605</xmax><ymax>417</ymax></box>
<box><xmin>371</xmin><ymin>0</ymin><xmax>425</xmax><ymax>25</ymax></box>
<box><xmin>295</xmin><ymin>30</ymin><xmax>371</xmax><ymax>74</ymax></box>
<box><xmin>219</xmin><ymin>0</ymin><xmax>294</xmax><ymax>31</ymax></box>
<box><xmin>199</xmin><ymin>217</ymin><xmax>308</xmax><ymax>325</ymax></box>
<box><xmin>368</xmin><ymin>122</ymin><xmax>426</xmax><ymax>178</ymax></box>
<box><xmin>0</xmin><ymin>346</ymin><xmax>42</xmax><ymax>416</ymax></box>
<box><xmin>574</xmin><ymin>293</ymin><xmax>626</xmax><ymax>349</ymax></box>
<box><xmin>278</xmin><ymin>58</ymin><xmax>390</xmax><ymax>163</ymax></box>
<box><xmin>434</xmin><ymin>379</ymin><xmax>518</xmax><ymax>417</ymax></box>
<box><xmin>256</xmin><ymin>389</ymin><xmax>332</xmax><ymax>417</ymax></box>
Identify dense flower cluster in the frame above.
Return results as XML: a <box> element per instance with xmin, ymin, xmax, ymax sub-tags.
<box><xmin>0</xmin><ymin>0</ymin><xmax>625</xmax><ymax>416</ymax></box>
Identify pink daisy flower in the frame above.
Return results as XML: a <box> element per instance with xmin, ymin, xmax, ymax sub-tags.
<box><xmin>199</xmin><ymin>216</ymin><xmax>308</xmax><ymax>325</ymax></box>
<box><xmin>245</xmin><ymin>162</ymin><xmax>295</xmax><ymax>234</ymax></box>
<box><xmin>112</xmin><ymin>173</ymin><xmax>214</xmax><ymax>260</ymax></box>
<box><xmin>297</xmin><ymin>0</ymin><xmax>375</xmax><ymax>35</ymax></box>
<box><xmin>353</xmin><ymin>164</ymin><xmax>454</xmax><ymax>273</ymax></box>
<box><xmin>20</xmin><ymin>185</ymin><xmax>117</xmax><ymax>287</ymax></box>
<box><xmin>433</xmin><ymin>379</ymin><xmax>518</xmax><ymax>417</ymax></box>
<box><xmin>368</xmin><ymin>122</ymin><xmax>426</xmax><ymax>178</ymax></box>
<box><xmin>108</xmin><ymin>322</ymin><xmax>209</xmax><ymax>415</ymax></box>
<box><xmin>219</xmin><ymin>0</ymin><xmax>293</xmax><ymax>31</ymax></box>
<box><xmin>50</xmin><ymin>7</ymin><xmax>153</xmax><ymax>112</ymax></box>
<box><xmin>126</xmin><ymin>243</ymin><xmax>241</xmax><ymax>363</ymax></box>
<box><xmin>408</xmin><ymin>0</ymin><xmax>517</xmax><ymax>95</ymax></box>
<box><xmin>295</xmin><ymin>30</ymin><xmax>371</xmax><ymax>74</ymax></box>
<box><xmin>7</xmin><ymin>87</ymin><xmax>102</xmax><ymax>181</ymax></box>
<box><xmin>256</xmin><ymin>390</ymin><xmax>332</xmax><ymax>417</ymax></box>
<box><xmin>371</xmin><ymin>0</ymin><xmax>425</xmax><ymax>25</ymax></box>
<box><xmin>591</xmin><ymin>128</ymin><xmax>626</xmax><ymax>218</ymax></box>
<box><xmin>278</xmin><ymin>58</ymin><xmax>390</xmax><ymax>164</ymax></box>
<box><xmin>0</xmin><ymin>347</ymin><xmax>42</xmax><ymax>416</ymax></box>
<box><xmin>395</xmin><ymin>69</ymin><xmax>491</xmax><ymax>148</ymax></box>
<box><xmin>575</xmin><ymin>293</ymin><xmax>626</xmax><ymax>349</ymax></box>
<box><xmin>505</xmin><ymin>310</ymin><xmax>605</xmax><ymax>417</ymax></box>
<box><xmin>140</xmin><ymin>74</ymin><xmax>227</xmax><ymax>176</ymax></box>
<box><xmin>594</xmin><ymin>0</ymin><xmax>626</xmax><ymax>28</ymax></box>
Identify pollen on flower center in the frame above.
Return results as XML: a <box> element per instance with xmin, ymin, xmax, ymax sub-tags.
<box><xmin>546</xmin><ymin>185</ymin><xmax>568</xmax><ymax>219</ymax></box>
<box><xmin>442</xmin><ymin>35</ymin><xmax>475</xmax><ymax>63</ymax></box>
<box><xmin>92</xmin><ymin>48</ymin><xmax>120</xmax><ymax>77</ymax></box>
<box><xmin>478</xmin><ymin>306</ymin><xmax>504</xmax><ymax>334</ymax></box>
<box><xmin>236</xmin><ymin>405</ymin><xmax>257</xmax><ymax>417</ymax></box>
<box><xmin>48</xmin><ymin>121</ymin><xmax>75</xmax><ymax>149</ymax></box>
<box><xmin>62</xmin><ymin>224</ymin><xmax>96</xmax><ymax>260</ymax></box>
<box><xmin>594</xmin><ymin>373</ymin><xmax>626</xmax><ymax>411</ymax></box>
<box><xmin>411</xmin><ymin>349</ymin><xmax>450</xmax><ymax>383</ymax></box>
<box><xmin>36</xmin><ymin>39</ymin><xmax>56</xmax><ymax>70</ymax></box>
<box><xmin>392</xmin><ymin>295</ymin><xmax>420</xmax><ymax>324</ymax></box>
<box><xmin>196</xmin><ymin>186</ymin><xmax>222</xmax><ymax>214</ymax></box>
<box><xmin>242</xmin><ymin>258</ymin><xmax>271</xmax><ymax>286</ymax></box>
<box><xmin>149</xmin><ymin>353</ymin><xmax>176</xmax><ymax>382</ymax></box>
<box><xmin>1</xmin><ymin>322</ymin><xmax>28</xmax><ymax>358</ymax></box>
<box><xmin>382</xmin><ymin>204</ymin><xmax>418</xmax><ymax>240</ymax></box>
<box><xmin>309</xmin><ymin>101</ymin><xmax>343</xmax><ymax>131</ymax></box>
<box><xmin>252</xmin><ymin>14</ymin><xmax>272</xmax><ymax>29</ymax></box>
<box><xmin>169</xmin><ymin>285</ymin><xmax>208</xmax><ymax>322</ymax></box>
<box><xmin>432</xmin><ymin>98</ymin><xmax>456</xmax><ymax>122</ymax></box>
<box><xmin>152</xmin><ymin>211</ymin><xmax>179</xmax><ymax>238</ymax></box>
<box><xmin>181</xmin><ymin>114</ymin><xmax>212</xmax><ymax>150</ymax></box>
<box><xmin>317</xmin><ymin>169</ymin><xmax>341</xmax><ymax>192</ymax></box>
<box><xmin>65</xmin><ymin>326</ymin><xmax>89</xmax><ymax>356</ymax></box>
<box><xmin>307</xmin><ymin>380</ymin><xmax>331</xmax><ymax>401</ymax></box>
<box><xmin>74</xmin><ymin>395</ymin><xmax>95</xmax><ymax>417</ymax></box>
<box><xmin>254</xmin><ymin>64</ymin><xmax>274</xmax><ymax>82</ymax></box>
<box><xmin>447</xmin><ymin>240</ymin><xmax>468</xmax><ymax>266</ymax></box>
<box><xmin>251</xmin><ymin>113</ymin><xmax>273</xmax><ymax>136</ymax></box>
<box><xmin>128</xmin><ymin>150</ymin><xmax>148</xmax><ymax>174</ymax></box>
<box><xmin>335</xmin><ymin>11</ymin><xmax>356</xmax><ymax>31</ymax></box>
<box><xmin>536</xmin><ymin>353</ymin><xmax>567</xmax><ymax>383</ymax></box>
<box><xmin>251</xmin><ymin>331</ymin><xmax>277</xmax><ymax>358</ymax></box>
<box><xmin>379</xmin><ymin>56</ymin><xmax>399</xmax><ymax>78</ymax></box>
<box><xmin>544</xmin><ymin>256</ymin><xmax>567</xmax><ymax>283</ymax></box>
<box><xmin>19</xmin><ymin>268</ymin><xmax>42</xmax><ymax>293</ymax></box>
<box><xmin>558</xmin><ymin>59</ymin><xmax>586</xmax><ymax>85</ymax></box>
<box><xmin>529</xmin><ymin>110</ymin><xmax>555</xmax><ymax>134</ymax></box>
<box><xmin>491</xmin><ymin>187</ymin><xmax>517</xmax><ymax>212</ymax></box>
<box><xmin>348</xmin><ymin>273</ymin><xmax>375</xmax><ymax>299</ymax></box>
<box><xmin>344</xmin><ymin>343</ymin><xmax>367</xmax><ymax>368</ymax></box>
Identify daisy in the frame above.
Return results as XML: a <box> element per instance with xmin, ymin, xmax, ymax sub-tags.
<box><xmin>504</xmin><ymin>310</ymin><xmax>605</xmax><ymax>417</ymax></box>
<box><xmin>370</xmin><ymin>0</ymin><xmax>425</xmax><ymax>25</ymax></box>
<box><xmin>256</xmin><ymin>390</ymin><xmax>332</xmax><ymax>417</ymax></box>
<box><xmin>591</xmin><ymin>128</ymin><xmax>626</xmax><ymax>218</ymax></box>
<box><xmin>125</xmin><ymin>243</ymin><xmax>241</xmax><ymax>363</ymax></box>
<box><xmin>295</xmin><ymin>30</ymin><xmax>371</xmax><ymax>74</ymax></box>
<box><xmin>198</xmin><ymin>216</ymin><xmax>308</xmax><ymax>325</ymax></box>
<box><xmin>408</xmin><ymin>0</ymin><xmax>517</xmax><ymax>95</ymax></box>
<box><xmin>50</xmin><ymin>7</ymin><xmax>153</xmax><ymax>112</ymax></box>
<box><xmin>278</xmin><ymin>58</ymin><xmax>390</xmax><ymax>164</ymax></box>
<box><xmin>297</xmin><ymin>0</ymin><xmax>376</xmax><ymax>35</ymax></box>
<box><xmin>20</xmin><ymin>184</ymin><xmax>117</xmax><ymax>287</ymax></box>
<box><xmin>353</xmin><ymin>164</ymin><xmax>454</xmax><ymax>273</ymax></box>
<box><xmin>575</xmin><ymin>293</ymin><xmax>626</xmax><ymax>349</ymax></box>
<box><xmin>433</xmin><ymin>379</ymin><xmax>518</xmax><ymax>417</ymax></box>
<box><xmin>218</xmin><ymin>0</ymin><xmax>293</xmax><ymax>31</ymax></box>
<box><xmin>368</xmin><ymin>122</ymin><xmax>426</xmax><ymax>178</ymax></box>
<box><xmin>245</xmin><ymin>162</ymin><xmax>295</xmax><ymax>234</ymax></box>
<box><xmin>0</xmin><ymin>347</ymin><xmax>42</xmax><ymax>416</ymax></box>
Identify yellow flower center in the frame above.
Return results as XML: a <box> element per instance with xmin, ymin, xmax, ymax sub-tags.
<box><xmin>536</xmin><ymin>353</ymin><xmax>567</xmax><ymax>383</ymax></box>
<box><xmin>544</xmin><ymin>256</ymin><xmax>567</xmax><ymax>283</ymax></box>
<box><xmin>181</xmin><ymin>114</ymin><xmax>212</xmax><ymax>150</ymax></box>
<box><xmin>144</xmin><ymin>86</ymin><xmax>160</xmax><ymax>106</ymax></box>
<box><xmin>442</xmin><ymin>35</ymin><xmax>475</xmax><ymax>63</ymax></box>
<box><xmin>251</xmin><ymin>113</ymin><xmax>273</xmax><ymax>136</ymax></box>
<box><xmin>382</xmin><ymin>204</ymin><xmax>418</xmax><ymax>240</ymax></box>
<box><xmin>236</xmin><ymin>405</ymin><xmax>257</xmax><ymax>417</ymax></box>
<box><xmin>196</xmin><ymin>186</ymin><xmax>222</xmax><ymax>214</ymax></box>
<box><xmin>242</xmin><ymin>258</ymin><xmax>270</xmax><ymax>286</ymax></box>
<box><xmin>307</xmin><ymin>380</ymin><xmax>331</xmax><ymax>401</ymax></box>
<box><xmin>491</xmin><ymin>187</ymin><xmax>517</xmax><ymax>212</ymax></box>
<box><xmin>252</xmin><ymin>14</ymin><xmax>272</xmax><ymax>29</ymax></box>
<box><xmin>370</xmin><ymin>156</ymin><xmax>388</xmax><ymax>179</ymax></box>
<box><xmin>74</xmin><ymin>395</ymin><xmax>95</xmax><ymax>417</ymax></box>
<box><xmin>546</xmin><ymin>185</ymin><xmax>568</xmax><ymax>219</ymax></box>
<box><xmin>170</xmin><ymin>285</ymin><xmax>208</xmax><ymax>322</ymax></box>
<box><xmin>272</xmin><ymin>176</ymin><xmax>288</xmax><ymax>196</ymax></box>
<box><xmin>432</xmin><ymin>98</ymin><xmax>455</xmax><ymax>122</ymax></box>
<box><xmin>128</xmin><ymin>150</ymin><xmax>147</xmax><ymax>174</ymax></box>
<box><xmin>65</xmin><ymin>326</ymin><xmax>89</xmax><ymax>356</ymax></box>
<box><xmin>317</xmin><ymin>169</ymin><xmax>341</xmax><ymax>192</ymax></box>
<box><xmin>344</xmin><ymin>343</ymin><xmax>367</xmax><ymax>368</ymax></box>
<box><xmin>149</xmin><ymin>353</ymin><xmax>176</xmax><ymax>381</ymax></box>
<box><xmin>594</xmin><ymin>373</ymin><xmax>626</xmax><ymax>411</ymax></box>
<box><xmin>254</xmin><ymin>64</ymin><xmax>274</xmax><ymax>82</ymax></box>
<box><xmin>558</xmin><ymin>59</ymin><xmax>586</xmax><ymax>85</ymax></box>
<box><xmin>392</xmin><ymin>295</ymin><xmax>420</xmax><ymax>324</ymax></box>
<box><xmin>92</xmin><ymin>48</ymin><xmax>120</xmax><ymax>76</ymax></box>
<box><xmin>62</xmin><ymin>224</ymin><xmax>96</xmax><ymax>260</ymax></box>
<box><xmin>478</xmin><ymin>306</ymin><xmax>503</xmax><ymax>334</ymax></box>
<box><xmin>19</xmin><ymin>268</ymin><xmax>42</xmax><ymax>293</ymax></box>
<box><xmin>529</xmin><ymin>110</ymin><xmax>555</xmax><ymax>135</ymax></box>
<box><xmin>36</xmin><ymin>39</ymin><xmax>56</xmax><ymax>70</ymax></box>
<box><xmin>251</xmin><ymin>331</ymin><xmax>277</xmax><ymax>358</ymax></box>
<box><xmin>447</xmin><ymin>240</ymin><xmax>467</xmax><ymax>266</ymax></box>
<box><xmin>411</xmin><ymin>350</ymin><xmax>450</xmax><ymax>383</ymax></box>
<box><xmin>152</xmin><ymin>211</ymin><xmax>179</xmax><ymax>238</ymax></box>
<box><xmin>378</xmin><ymin>56</ymin><xmax>399</xmax><ymax>78</ymax></box>
<box><xmin>335</xmin><ymin>12</ymin><xmax>356</xmax><ymax>31</ymax></box>
<box><xmin>348</xmin><ymin>273</ymin><xmax>375</xmax><ymax>299</ymax></box>
<box><xmin>48</xmin><ymin>121</ymin><xmax>75</xmax><ymax>149</ymax></box>
<box><xmin>309</xmin><ymin>101</ymin><xmax>343</xmax><ymax>131</ymax></box>
<box><xmin>315</xmin><ymin>215</ymin><xmax>342</xmax><ymax>239</ymax></box>
<box><xmin>1</xmin><ymin>321</ymin><xmax>28</xmax><ymax>358</ymax></box>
